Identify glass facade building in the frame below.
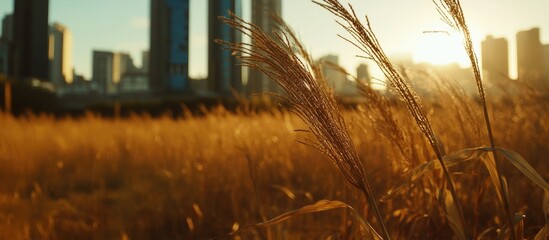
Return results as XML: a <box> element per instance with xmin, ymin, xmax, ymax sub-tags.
<box><xmin>208</xmin><ymin>0</ymin><xmax>242</xmax><ymax>96</ymax></box>
<box><xmin>150</xmin><ymin>0</ymin><xmax>190</xmax><ymax>93</ymax></box>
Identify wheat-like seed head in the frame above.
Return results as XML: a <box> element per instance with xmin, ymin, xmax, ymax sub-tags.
<box><xmin>218</xmin><ymin>11</ymin><xmax>393</xmax><ymax>239</ymax></box>
<box><xmin>218</xmin><ymin>13</ymin><xmax>369</xmax><ymax>192</ymax></box>
<box><xmin>433</xmin><ymin>0</ymin><xmax>486</xmax><ymax>105</ymax></box>
<box><xmin>314</xmin><ymin>0</ymin><xmax>444</xmax><ymax>159</ymax></box>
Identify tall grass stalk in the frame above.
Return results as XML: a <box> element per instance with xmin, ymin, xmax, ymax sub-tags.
<box><xmin>218</xmin><ymin>13</ymin><xmax>391</xmax><ymax>239</ymax></box>
<box><xmin>314</xmin><ymin>0</ymin><xmax>470</xmax><ymax>238</ymax></box>
<box><xmin>434</xmin><ymin>1</ymin><xmax>516</xmax><ymax>238</ymax></box>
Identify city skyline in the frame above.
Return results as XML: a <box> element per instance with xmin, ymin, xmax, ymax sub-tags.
<box><xmin>2</xmin><ymin>0</ymin><xmax>549</xmax><ymax>80</ymax></box>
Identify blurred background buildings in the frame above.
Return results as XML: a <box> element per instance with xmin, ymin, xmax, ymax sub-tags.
<box><xmin>0</xmin><ymin>0</ymin><xmax>548</xmax><ymax>113</ymax></box>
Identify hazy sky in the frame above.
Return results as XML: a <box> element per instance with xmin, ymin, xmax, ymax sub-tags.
<box><xmin>1</xmin><ymin>0</ymin><xmax>549</xmax><ymax>80</ymax></box>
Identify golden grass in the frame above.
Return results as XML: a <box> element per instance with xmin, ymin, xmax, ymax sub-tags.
<box><xmin>218</xmin><ymin>0</ymin><xmax>548</xmax><ymax>238</ymax></box>
<box><xmin>218</xmin><ymin>11</ymin><xmax>391</xmax><ymax>238</ymax></box>
<box><xmin>0</xmin><ymin>88</ymin><xmax>547</xmax><ymax>239</ymax></box>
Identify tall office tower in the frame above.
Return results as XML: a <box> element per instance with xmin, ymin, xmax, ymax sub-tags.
<box><xmin>0</xmin><ymin>14</ymin><xmax>13</xmax><ymax>75</ymax></box>
<box><xmin>319</xmin><ymin>54</ymin><xmax>346</xmax><ymax>93</ymax></box>
<box><xmin>150</xmin><ymin>0</ymin><xmax>190</xmax><ymax>94</ymax></box>
<box><xmin>93</xmin><ymin>51</ymin><xmax>136</xmax><ymax>94</ymax></box>
<box><xmin>517</xmin><ymin>28</ymin><xmax>543</xmax><ymax>82</ymax></box>
<box><xmin>247</xmin><ymin>0</ymin><xmax>282</xmax><ymax>95</ymax></box>
<box><xmin>0</xmin><ymin>43</ymin><xmax>7</xmax><ymax>75</ymax></box>
<box><xmin>1</xmin><ymin>14</ymin><xmax>13</xmax><ymax>41</ymax></box>
<box><xmin>13</xmin><ymin>0</ymin><xmax>50</xmax><ymax>81</ymax></box>
<box><xmin>481</xmin><ymin>35</ymin><xmax>509</xmax><ymax>83</ymax></box>
<box><xmin>93</xmin><ymin>51</ymin><xmax>126</xmax><ymax>95</ymax></box>
<box><xmin>49</xmin><ymin>23</ymin><xmax>73</xmax><ymax>85</ymax></box>
<box><xmin>92</xmin><ymin>51</ymin><xmax>115</xmax><ymax>94</ymax></box>
<box><xmin>118</xmin><ymin>52</ymin><xmax>137</xmax><ymax>74</ymax></box>
<box><xmin>357</xmin><ymin>63</ymin><xmax>371</xmax><ymax>85</ymax></box>
<box><xmin>141</xmin><ymin>50</ymin><xmax>149</xmax><ymax>73</ymax></box>
<box><xmin>208</xmin><ymin>0</ymin><xmax>242</xmax><ymax>96</ymax></box>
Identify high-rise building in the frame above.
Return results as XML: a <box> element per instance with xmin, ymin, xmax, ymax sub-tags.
<box><xmin>49</xmin><ymin>23</ymin><xmax>73</xmax><ymax>85</ymax></box>
<box><xmin>93</xmin><ymin>51</ymin><xmax>136</xmax><ymax>94</ymax></box>
<box><xmin>0</xmin><ymin>43</ymin><xmax>7</xmax><ymax>75</ymax></box>
<box><xmin>1</xmin><ymin>14</ymin><xmax>13</xmax><ymax>41</ymax></box>
<box><xmin>150</xmin><ymin>0</ymin><xmax>190</xmax><ymax>94</ymax></box>
<box><xmin>319</xmin><ymin>54</ymin><xmax>346</xmax><ymax>93</ymax></box>
<box><xmin>481</xmin><ymin>35</ymin><xmax>509</xmax><ymax>83</ymax></box>
<box><xmin>247</xmin><ymin>0</ymin><xmax>282</xmax><ymax>95</ymax></box>
<box><xmin>92</xmin><ymin>51</ymin><xmax>115</xmax><ymax>94</ymax></box>
<box><xmin>13</xmin><ymin>0</ymin><xmax>50</xmax><ymax>81</ymax></box>
<box><xmin>357</xmin><ymin>63</ymin><xmax>371</xmax><ymax>85</ymax></box>
<box><xmin>208</xmin><ymin>0</ymin><xmax>242</xmax><ymax>96</ymax></box>
<box><xmin>0</xmin><ymin>14</ymin><xmax>13</xmax><ymax>76</ymax></box>
<box><xmin>141</xmin><ymin>50</ymin><xmax>149</xmax><ymax>73</ymax></box>
<box><xmin>118</xmin><ymin>52</ymin><xmax>137</xmax><ymax>74</ymax></box>
<box><xmin>517</xmin><ymin>28</ymin><xmax>543</xmax><ymax>82</ymax></box>
<box><xmin>93</xmin><ymin>51</ymin><xmax>125</xmax><ymax>95</ymax></box>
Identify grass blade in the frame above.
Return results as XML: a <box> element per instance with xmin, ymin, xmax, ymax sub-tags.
<box><xmin>212</xmin><ymin>200</ymin><xmax>382</xmax><ymax>240</ymax></box>
<box><xmin>480</xmin><ymin>155</ymin><xmax>506</xmax><ymax>203</ymax></box>
<box><xmin>440</xmin><ymin>189</ymin><xmax>468</xmax><ymax>240</ymax></box>
<box><xmin>495</xmin><ymin>148</ymin><xmax>549</xmax><ymax>191</ymax></box>
<box><xmin>384</xmin><ymin>147</ymin><xmax>488</xmax><ymax>199</ymax></box>
<box><xmin>386</xmin><ymin>147</ymin><xmax>548</xmax><ymax>200</ymax></box>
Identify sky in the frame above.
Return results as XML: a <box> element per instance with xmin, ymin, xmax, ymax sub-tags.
<box><xmin>1</xmin><ymin>0</ymin><xmax>549</xmax><ymax>80</ymax></box>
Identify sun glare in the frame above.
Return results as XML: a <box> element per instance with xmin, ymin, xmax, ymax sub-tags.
<box><xmin>413</xmin><ymin>31</ymin><xmax>471</xmax><ymax>66</ymax></box>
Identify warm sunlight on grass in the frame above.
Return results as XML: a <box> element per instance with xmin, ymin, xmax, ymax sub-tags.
<box><xmin>1</xmin><ymin>0</ymin><xmax>548</xmax><ymax>239</ymax></box>
<box><xmin>0</xmin><ymin>83</ymin><xmax>547</xmax><ymax>239</ymax></box>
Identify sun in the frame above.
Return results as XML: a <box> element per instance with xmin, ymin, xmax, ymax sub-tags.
<box><xmin>412</xmin><ymin>30</ymin><xmax>470</xmax><ymax>66</ymax></box>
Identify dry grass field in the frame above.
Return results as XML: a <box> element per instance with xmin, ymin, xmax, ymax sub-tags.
<box><xmin>0</xmin><ymin>83</ymin><xmax>547</xmax><ymax>239</ymax></box>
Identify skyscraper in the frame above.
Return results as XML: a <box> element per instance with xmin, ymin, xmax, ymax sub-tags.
<box><xmin>517</xmin><ymin>28</ymin><xmax>543</xmax><ymax>82</ymax></box>
<box><xmin>92</xmin><ymin>51</ymin><xmax>115</xmax><ymax>94</ymax></box>
<box><xmin>1</xmin><ymin>14</ymin><xmax>13</xmax><ymax>41</ymax></box>
<box><xmin>247</xmin><ymin>0</ymin><xmax>282</xmax><ymax>95</ymax></box>
<box><xmin>49</xmin><ymin>23</ymin><xmax>73</xmax><ymax>85</ymax></box>
<box><xmin>357</xmin><ymin>63</ymin><xmax>371</xmax><ymax>85</ymax></box>
<box><xmin>0</xmin><ymin>14</ymin><xmax>13</xmax><ymax>76</ymax></box>
<box><xmin>118</xmin><ymin>52</ymin><xmax>137</xmax><ymax>74</ymax></box>
<box><xmin>0</xmin><ymin>43</ymin><xmax>7</xmax><ymax>75</ymax></box>
<box><xmin>481</xmin><ymin>35</ymin><xmax>508</xmax><ymax>83</ymax></box>
<box><xmin>13</xmin><ymin>0</ymin><xmax>50</xmax><ymax>81</ymax></box>
<box><xmin>319</xmin><ymin>54</ymin><xmax>346</xmax><ymax>93</ymax></box>
<box><xmin>92</xmin><ymin>51</ymin><xmax>136</xmax><ymax>95</ymax></box>
<box><xmin>150</xmin><ymin>0</ymin><xmax>190</xmax><ymax>94</ymax></box>
<box><xmin>208</xmin><ymin>0</ymin><xmax>242</xmax><ymax>96</ymax></box>
<box><xmin>141</xmin><ymin>51</ymin><xmax>149</xmax><ymax>73</ymax></box>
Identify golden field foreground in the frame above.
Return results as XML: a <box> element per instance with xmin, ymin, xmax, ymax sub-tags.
<box><xmin>0</xmin><ymin>87</ymin><xmax>548</xmax><ymax>239</ymax></box>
